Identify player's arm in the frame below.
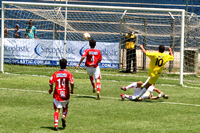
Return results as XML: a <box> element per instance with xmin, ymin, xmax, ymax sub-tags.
<box><xmin>151</xmin><ymin>88</ymin><xmax>163</xmax><ymax>99</ymax></box>
<box><xmin>34</xmin><ymin>35</ymin><xmax>38</xmax><ymax>39</ymax></box>
<box><xmin>69</xmin><ymin>73</ymin><xmax>74</xmax><ymax>94</ymax></box>
<box><xmin>25</xmin><ymin>28</ymin><xmax>30</xmax><ymax>39</ymax></box>
<box><xmin>49</xmin><ymin>75</ymin><xmax>54</xmax><ymax>94</ymax></box>
<box><xmin>149</xmin><ymin>96</ymin><xmax>159</xmax><ymax>100</ymax></box>
<box><xmin>75</xmin><ymin>56</ymin><xmax>85</xmax><ymax>69</ymax></box>
<box><xmin>70</xmin><ymin>83</ymin><xmax>74</xmax><ymax>94</ymax></box>
<box><xmin>49</xmin><ymin>84</ymin><xmax>53</xmax><ymax>94</ymax></box>
<box><xmin>5</xmin><ymin>29</ymin><xmax>8</xmax><ymax>37</ymax></box>
<box><xmin>34</xmin><ymin>28</ymin><xmax>39</xmax><ymax>39</ymax></box>
<box><xmin>97</xmin><ymin>51</ymin><xmax>102</xmax><ymax>64</ymax></box>
<box><xmin>168</xmin><ymin>47</ymin><xmax>174</xmax><ymax>57</ymax></box>
<box><xmin>140</xmin><ymin>45</ymin><xmax>146</xmax><ymax>55</ymax></box>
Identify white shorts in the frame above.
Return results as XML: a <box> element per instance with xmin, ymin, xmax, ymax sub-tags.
<box><xmin>53</xmin><ymin>98</ymin><xmax>69</xmax><ymax>109</ymax></box>
<box><xmin>141</xmin><ymin>91</ymin><xmax>151</xmax><ymax>100</ymax></box>
<box><xmin>141</xmin><ymin>86</ymin><xmax>155</xmax><ymax>100</ymax></box>
<box><xmin>86</xmin><ymin>66</ymin><xmax>101</xmax><ymax>79</ymax></box>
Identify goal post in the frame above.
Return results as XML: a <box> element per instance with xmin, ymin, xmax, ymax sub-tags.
<box><xmin>1</xmin><ymin>1</ymin><xmax>187</xmax><ymax>85</ymax></box>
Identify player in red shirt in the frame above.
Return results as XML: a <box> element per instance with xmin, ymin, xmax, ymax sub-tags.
<box><xmin>75</xmin><ymin>39</ymin><xmax>102</xmax><ymax>100</ymax></box>
<box><xmin>49</xmin><ymin>58</ymin><xmax>74</xmax><ymax>131</ymax></box>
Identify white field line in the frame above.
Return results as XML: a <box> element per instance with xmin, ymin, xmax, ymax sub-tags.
<box><xmin>5</xmin><ymin>72</ymin><xmax>180</xmax><ymax>81</ymax></box>
<box><xmin>4</xmin><ymin>72</ymin><xmax>200</xmax><ymax>89</ymax></box>
<box><xmin>0</xmin><ymin>87</ymin><xmax>200</xmax><ymax>107</ymax></box>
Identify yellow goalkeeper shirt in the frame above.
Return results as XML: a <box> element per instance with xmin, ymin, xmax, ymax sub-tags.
<box><xmin>146</xmin><ymin>52</ymin><xmax>174</xmax><ymax>77</ymax></box>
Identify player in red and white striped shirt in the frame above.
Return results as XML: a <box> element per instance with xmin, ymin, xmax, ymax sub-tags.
<box><xmin>75</xmin><ymin>39</ymin><xmax>102</xmax><ymax>100</ymax></box>
<box><xmin>49</xmin><ymin>58</ymin><xmax>74</xmax><ymax>131</ymax></box>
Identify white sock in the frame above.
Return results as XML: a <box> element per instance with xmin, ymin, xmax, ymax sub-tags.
<box><xmin>158</xmin><ymin>92</ymin><xmax>164</xmax><ymax>97</ymax></box>
<box><xmin>138</xmin><ymin>87</ymin><xmax>147</xmax><ymax>98</ymax></box>
<box><xmin>126</xmin><ymin>82</ymin><xmax>137</xmax><ymax>90</ymax></box>
<box><xmin>125</xmin><ymin>95</ymin><xmax>135</xmax><ymax>100</ymax></box>
<box><xmin>125</xmin><ymin>94</ymin><xmax>129</xmax><ymax>98</ymax></box>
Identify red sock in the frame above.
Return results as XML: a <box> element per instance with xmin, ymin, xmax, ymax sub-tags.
<box><xmin>62</xmin><ymin>108</ymin><xmax>68</xmax><ymax>119</ymax></box>
<box><xmin>96</xmin><ymin>82</ymin><xmax>101</xmax><ymax>92</ymax></box>
<box><xmin>90</xmin><ymin>76</ymin><xmax>96</xmax><ymax>88</ymax></box>
<box><xmin>54</xmin><ymin>112</ymin><xmax>59</xmax><ymax>127</ymax></box>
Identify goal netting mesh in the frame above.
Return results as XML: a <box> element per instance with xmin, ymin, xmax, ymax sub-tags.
<box><xmin>1</xmin><ymin>2</ymin><xmax>200</xmax><ymax>87</ymax></box>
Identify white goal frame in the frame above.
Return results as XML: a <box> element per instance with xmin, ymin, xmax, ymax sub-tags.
<box><xmin>1</xmin><ymin>1</ymin><xmax>185</xmax><ymax>85</ymax></box>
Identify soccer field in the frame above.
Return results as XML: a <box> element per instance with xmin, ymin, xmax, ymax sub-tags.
<box><xmin>0</xmin><ymin>65</ymin><xmax>200</xmax><ymax>132</ymax></box>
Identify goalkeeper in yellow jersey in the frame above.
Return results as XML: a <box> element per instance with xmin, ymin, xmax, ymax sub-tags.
<box><xmin>132</xmin><ymin>44</ymin><xmax>174</xmax><ymax>101</ymax></box>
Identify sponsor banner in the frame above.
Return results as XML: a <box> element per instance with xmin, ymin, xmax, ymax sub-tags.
<box><xmin>1</xmin><ymin>39</ymin><xmax>119</xmax><ymax>68</ymax></box>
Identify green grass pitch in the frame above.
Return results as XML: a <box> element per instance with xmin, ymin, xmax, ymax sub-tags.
<box><xmin>0</xmin><ymin>64</ymin><xmax>200</xmax><ymax>132</ymax></box>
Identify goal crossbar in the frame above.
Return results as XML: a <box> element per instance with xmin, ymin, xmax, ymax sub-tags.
<box><xmin>2</xmin><ymin>1</ymin><xmax>185</xmax><ymax>12</ymax></box>
<box><xmin>1</xmin><ymin>1</ymin><xmax>185</xmax><ymax>85</ymax></box>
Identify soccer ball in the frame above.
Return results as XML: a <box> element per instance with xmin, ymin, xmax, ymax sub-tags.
<box><xmin>83</xmin><ymin>33</ymin><xmax>90</xmax><ymax>40</ymax></box>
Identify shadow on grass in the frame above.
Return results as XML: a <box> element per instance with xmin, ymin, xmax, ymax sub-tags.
<box><xmin>121</xmin><ymin>99</ymin><xmax>164</xmax><ymax>102</ymax></box>
<box><xmin>143</xmin><ymin>99</ymin><xmax>164</xmax><ymax>102</ymax></box>
<box><xmin>76</xmin><ymin>95</ymin><xmax>97</xmax><ymax>99</ymax></box>
<box><xmin>40</xmin><ymin>126</ymin><xmax>65</xmax><ymax>131</ymax></box>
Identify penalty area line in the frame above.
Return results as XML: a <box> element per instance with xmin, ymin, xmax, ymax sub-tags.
<box><xmin>0</xmin><ymin>87</ymin><xmax>200</xmax><ymax>107</ymax></box>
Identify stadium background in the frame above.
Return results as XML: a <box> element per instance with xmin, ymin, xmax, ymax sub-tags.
<box><xmin>0</xmin><ymin>0</ymin><xmax>200</xmax><ymax>41</ymax></box>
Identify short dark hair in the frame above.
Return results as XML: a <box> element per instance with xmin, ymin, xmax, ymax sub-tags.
<box><xmin>29</xmin><ymin>20</ymin><xmax>32</xmax><ymax>25</ymax></box>
<box><xmin>59</xmin><ymin>58</ymin><xmax>67</xmax><ymax>69</ymax></box>
<box><xmin>158</xmin><ymin>45</ymin><xmax>165</xmax><ymax>53</ymax></box>
<box><xmin>89</xmin><ymin>39</ymin><xmax>96</xmax><ymax>48</ymax></box>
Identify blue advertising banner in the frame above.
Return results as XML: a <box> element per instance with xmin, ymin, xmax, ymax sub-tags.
<box><xmin>2</xmin><ymin>39</ymin><xmax>119</xmax><ymax>68</ymax></box>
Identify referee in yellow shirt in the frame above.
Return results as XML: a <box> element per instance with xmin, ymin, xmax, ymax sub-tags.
<box><xmin>125</xmin><ymin>26</ymin><xmax>137</xmax><ymax>74</ymax></box>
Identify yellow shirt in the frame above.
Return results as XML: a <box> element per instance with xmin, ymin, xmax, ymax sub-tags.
<box><xmin>146</xmin><ymin>52</ymin><xmax>174</xmax><ymax>77</ymax></box>
<box><xmin>125</xmin><ymin>33</ymin><xmax>136</xmax><ymax>49</ymax></box>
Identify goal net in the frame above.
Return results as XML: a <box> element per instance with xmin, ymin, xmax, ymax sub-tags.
<box><xmin>119</xmin><ymin>11</ymin><xmax>200</xmax><ymax>87</ymax></box>
<box><xmin>1</xmin><ymin>1</ymin><xmax>199</xmax><ymax>87</ymax></box>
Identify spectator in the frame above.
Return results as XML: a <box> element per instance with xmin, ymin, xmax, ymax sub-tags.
<box><xmin>4</xmin><ymin>22</ymin><xmax>8</xmax><ymax>38</ymax></box>
<box><xmin>125</xmin><ymin>26</ymin><xmax>137</xmax><ymax>74</ymax></box>
<box><xmin>13</xmin><ymin>24</ymin><xmax>21</xmax><ymax>38</ymax></box>
<box><xmin>25</xmin><ymin>20</ymin><xmax>38</xmax><ymax>39</ymax></box>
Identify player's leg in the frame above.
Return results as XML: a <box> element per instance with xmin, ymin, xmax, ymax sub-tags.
<box><xmin>126</xmin><ymin>49</ymin><xmax>131</xmax><ymax>73</ymax></box>
<box><xmin>61</xmin><ymin>100</ymin><xmax>69</xmax><ymax>128</ymax></box>
<box><xmin>140</xmin><ymin>91</ymin><xmax>151</xmax><ymax>100</ymax></box>
<box><xmin>134</xmin><ymin>75</ymin><xmax>159</xmax><ymax>100</ymax></box>
<box><xmin>96</xmin><ymin>79</ymin><xmax>101</xmax><ymax>100</ymax></box>
<box><xmin>154</xmin><ymin>88</ymin><xmax>169</xmax><ymax>99</ymax></box>
<box><xmin>89</xmin><ymin>76</ymin><xmax>96</xmax><ymax>93</ymax></box>
<box><xmin>54</xmin><ymin>108</ymin><xmax>60</xmax><ymax>131</ymax></box>
<box><xmin>132</xmin><ymin>49</ymin><xmax>137</xmax><ymax>74</ymax></box>
<box><xmin>53</xmin><ymin>99</ymin><xmax>62</xmax><ymax>130</ymax></box>
<box><xmin>86</xmin><ymin>67</ymin><xmax>96</xmax><ymax>93</ymax></box>
<box><xmin>94</xmin><ymin>66</ymin><xmax>101</xmax><ymax>100</ymax></box>
<box><xmin>132</xmin><ymin>82</ymin><xmax>151</xmax><ymax>101</ymax></box>
<box><xmin>120</xmin><ymin>94</ymin><xmax>142</xmax><ymax>101</ymax></box>
<box><xmin>121</xmin><ymin>81</ymin><xmax>143</xmax><ymax>91</ymax></box>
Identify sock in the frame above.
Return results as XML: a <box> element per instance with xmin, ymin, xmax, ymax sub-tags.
<box><xmin>158</xmin><ymin>92</ymin><xmax>164</xmax><ymax>97</ymax></box>
<box><xmin>126</xmin><ymin>82</ymin><xmax>137</xmax><ymax>90</ymax></box>
<box><xmin>125</xmin><ymin>94</ymin><xmax>129</xmax><ymax>98</ymax></box>
<box><xmin>54</xmin><ymin>112</ymin><xmax>59</xmax><ymax>127</ymax></box>
<box><xmin>62</xmin><ymin>108</ymin><xmax>68</xmax><ymax>119</ymax></box>
<box><xmin>137</xmin><ymin>87</ymin><xmax>147</xmax><ymax>98</ymax></box>
<box><xmin>125</xmin><ymin>95</ymin><xmax>135</xmax><ymax>100</ymax></box>
<box><xmin>96</xmin><ymin>82</ymin><xmax>101</xmax><ymax>92</ymax></box>
<box><xmin>90</xmin><ymin>76</ymin><xmax>96</xmax><ymax>89</ymax></box>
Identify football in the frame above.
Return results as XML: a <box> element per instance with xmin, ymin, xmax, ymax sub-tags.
<box><xmin>83</xmin><ymin>33</ymin><xmax>91</xmax><ymax>40</ymax></box>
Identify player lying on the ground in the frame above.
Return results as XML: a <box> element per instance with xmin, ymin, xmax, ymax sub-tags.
<box><xmin>120</xmin><ymin>81</ymin><xmax>169</xmax><ymax>101</ymax></box>
<box><xmin>131</xmin><ymin>45</ymin><xmax>174</xmax><ymax>101</ymax></box>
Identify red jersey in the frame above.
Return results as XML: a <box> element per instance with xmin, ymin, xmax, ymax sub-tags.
<box><xmin>82</xmin><ymin>48</ymin><xmax>102</xmax><ymax>68</ymax></box>
<box><xmin>49</xmin><ymin>69</ymin><xmax>74</xmax><ymax>101</ymax></box>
